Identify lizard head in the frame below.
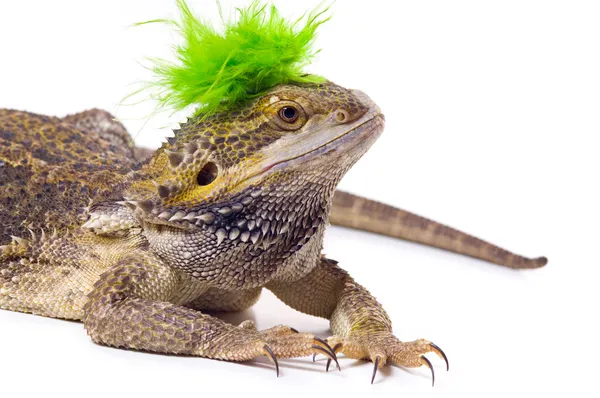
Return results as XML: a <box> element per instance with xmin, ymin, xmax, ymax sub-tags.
<box><xmin>89</xmin><ymin>81</ymin><xmax>384</xmax><ymax>287</ymax></box>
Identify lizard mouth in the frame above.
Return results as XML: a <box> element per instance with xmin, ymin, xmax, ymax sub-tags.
<box><xmin>253</xmin><ymin>88</ymin><xmax>385</xmax><ymax>178</ymax></box>
<box><xmin>137</xmin><ymin>112</ymin><xmax>384</xmax><ymax>232</ymax></box>
<box><xmin>134</xmin><ymin>91</ymin><xmax>384</xmax><ymax>232</ymax></box>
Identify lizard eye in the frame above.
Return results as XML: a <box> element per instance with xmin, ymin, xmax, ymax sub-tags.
<box><xmin>267</xmin><ymin>101</ymin><xmax>307</xmax><ymax>131</ymax></box>
<box><xmin>278</xmin><ymin>106</ymin><xmax>299</xmax><ymax>123</ymax></box>
<box><xmin>197</xmin><ymin>162</ymin><xmax>218</xmax><ymax>186</ymax></box>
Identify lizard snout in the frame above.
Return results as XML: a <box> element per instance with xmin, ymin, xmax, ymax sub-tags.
<box><xmin>351</xmin><ymin>89</ymin><xmax>383</xmax><ymax>117</ymax></box>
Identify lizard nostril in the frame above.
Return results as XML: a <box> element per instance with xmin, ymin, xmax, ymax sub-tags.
<box><xmin>335</xmin><ymin>110</ymin><xmax>349</xmax><ymax>123</ymax></box>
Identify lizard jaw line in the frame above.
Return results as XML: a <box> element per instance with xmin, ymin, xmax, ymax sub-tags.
<box><xmin>258</xmin><ymin>113</ymin><xmax>385</xmax><ymax>175</ymax></box>
<box><xmin>133</xmin><ymin>115</ymin><xmax>383</xmax><ymax>233</ymax></box>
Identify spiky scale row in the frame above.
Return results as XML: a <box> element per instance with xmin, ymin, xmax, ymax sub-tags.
<box><xmin>0</xmin><ymin>237</ymin><xmax>28</xmax><ymax>258</ymax></box>
<box><xmin>119</xmin><ymin>182</ymin><xmax>321</xmax><ymax>253</ymax></box>
<box><xmin>82</xmin><ymin>212</ymin><xmax>138</xmax><ymax>233</ymax></box>
<box><xmin>119</xmin><ymin>188</ymin><xmax>263</xmax><ymax>238</ymax></box>
<box><xmin>1</xmin><ymin>228</ymin><xmax>60</xmax><ymax>258</ymax></box>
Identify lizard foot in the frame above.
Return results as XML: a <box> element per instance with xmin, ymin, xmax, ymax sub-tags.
<box><xmin>237</xmin><ymin>321</ymin><xmax>341</xmax><ymax>375</ymax></box>
<box><xmin>322</xmin><ymin>333</ymin><xmax>448</xmax><ymax>384</ymax></box>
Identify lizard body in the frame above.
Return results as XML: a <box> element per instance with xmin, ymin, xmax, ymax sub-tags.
<box><xmin>0</xmin><ymin>82</ymin><xmax>545</xmax><ymax>382</ymax></box>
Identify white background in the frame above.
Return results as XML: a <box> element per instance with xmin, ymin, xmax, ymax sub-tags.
<box><xmin>1</xmin><ymin>0</ymin><xmax>598</xmax><ymax>397</ymax></box>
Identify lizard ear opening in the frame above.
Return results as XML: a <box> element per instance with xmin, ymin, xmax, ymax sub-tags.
<box><xmin>197</xmin><ymin>162</ymin><xmax>218</xmax><ymax>186</ymax></box>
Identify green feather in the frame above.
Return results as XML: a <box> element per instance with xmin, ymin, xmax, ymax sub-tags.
<box><xmin>140</xmin><ymin>0</ymin><xmax>330</xmax><ymax>116</ymax></box>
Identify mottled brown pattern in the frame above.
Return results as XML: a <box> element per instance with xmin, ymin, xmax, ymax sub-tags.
<box><xmin>0</xmin><ymin>80</ymin><xmax>540</xmax><ymax>383</ymax></box>
<box><xmin>0</xmin><ymin>109</ymin><xmax>141</xmax><ymax>245</ymax></box>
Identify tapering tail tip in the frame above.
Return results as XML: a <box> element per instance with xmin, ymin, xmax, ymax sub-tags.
<box><xmin>517</xmin><ymin>256</ymin><xmax>548</xmax><ymax>269</ymax></box>
<box><xmin>504</xmin><ymin>255</ymin><xmax>548</xmax><ymax>269</ymax></box>
<box><xmin>330</xmin><ymin>190</ymin><xmax>548</xmax><ymax>270</ymax></box>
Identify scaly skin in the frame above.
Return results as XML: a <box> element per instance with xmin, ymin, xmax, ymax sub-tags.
<box><xmin>0</xmin><ymin>81</ymin><xmax>543</xmax><ymax>383</ymax></box>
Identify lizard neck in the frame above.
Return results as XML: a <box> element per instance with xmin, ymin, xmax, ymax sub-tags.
<box><xmin>140</xmin><ymin>161</ymin><xmax>343</xmax><ymax>289</ymax></box>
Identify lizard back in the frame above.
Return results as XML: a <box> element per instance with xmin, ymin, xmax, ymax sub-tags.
<box><xmin>0</xmin><ymin>109</ymin><xmax>140</xmax><ymax>245</ymax></box>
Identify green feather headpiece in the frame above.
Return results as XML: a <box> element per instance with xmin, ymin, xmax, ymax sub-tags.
<box><xmin>141</xmin><ymin>0</ymin><xmax>330</xmax><ymax>116</ymax></box>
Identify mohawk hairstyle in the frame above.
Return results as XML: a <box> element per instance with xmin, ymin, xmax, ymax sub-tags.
<box><xmin>140</xmin><ymin>0</ymin><xmax>330</xmax><ymax>116</ymax></box>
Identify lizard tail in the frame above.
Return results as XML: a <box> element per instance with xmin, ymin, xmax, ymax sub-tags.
<box><xmin>330</xmin><ymin>190</ymin><xmax>547</xmax><ymax>269</ymax></box>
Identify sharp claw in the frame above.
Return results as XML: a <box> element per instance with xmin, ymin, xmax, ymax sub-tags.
<box><xmin>329</xmin><ymin>343</ymin><xmax>342</xmax><ymax>372</ymax></box>
<box><xmin>312</xmin><ymin>337</ymin><xmax>341</xmax><ymax>371</ymax></box>
<box><xmin>332</xmin><ymin>342</ymin><xmax>343</xmax><ymax>354</ymax></box>
<box><xmin>263</xmin><ymin>345</ymin><xmax>279</xmax><ymax>377</ymax></box>
<box><xmin>311</xmin><ymin>338</ymin><xmax>341</xmax><ymax>371</ymax></box>
<box><xmin>333</xmin><ymin>358</ymin><xmax>341</xmax><ymax>371</ymax></box>
<box><xmin>313</xmin><ymin>336</ymin><xmax>331</xmax><ymax>351</ymax></box>
<box><xmin>290</xmin><ymin>327</ymin><xmax>299</xmax><ymax>334</ymax></box>
<box><xmin>429</xmin><ymin>342</ymin><xmax>449</xmax><ymax>371</ymax></box>
<box><xmin>311</xmin><ymin>345</ymin><xmax>330</xmax><ymax>359</ymax></box>
<box><xmin>371</xmin><ymin>357</ymin><xmax>380</xmax><ymax>384</ymax></box>
<box><xmin>312</xmin><ymin>345</ymin><xmax>341</xmax><ymax>372</ymax></box>
<box><xmin>421</xmin><ymin>356</ymin><xmax>435</xmax><ymax>387</ymax></box>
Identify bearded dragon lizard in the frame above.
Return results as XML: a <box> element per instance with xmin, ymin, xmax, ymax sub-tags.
<box><xmin>0</xmin><ymin>82</ymin><xmax>546</xmax><ymax>384</ymax></box>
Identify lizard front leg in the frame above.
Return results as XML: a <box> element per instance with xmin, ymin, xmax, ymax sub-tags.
<box><xmin>82</xmin><ymin>253</ymin><xmax>339</xmax><ymax>373</ymax></box>
<box><xmin>267</xmin><ymin>257</ymin><xmax>448</xmax><ymax>384</ymax></box>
